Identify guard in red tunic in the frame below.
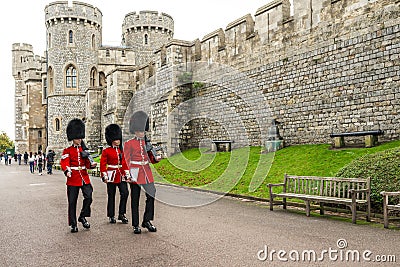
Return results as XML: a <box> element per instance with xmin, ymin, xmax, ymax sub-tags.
<box><xmin>100</xmin><ymin>124</ymin><xmax>129</xmax><ymax>224</ymax></box>
<box><xmin>60</xmin><ymin>119</ymin><xmax>97</xmax><ymax>233</ymax></box>
<box><xmin>124</xmin><ymin>111</ymin><xmax>161</xmax><ymax>234</ymax></box>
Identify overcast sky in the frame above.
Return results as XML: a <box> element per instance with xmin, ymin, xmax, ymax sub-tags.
<box><xmin>0</xmin><ymin>0</ymin><xmax>274</xmax><ymax>140</ymax></box>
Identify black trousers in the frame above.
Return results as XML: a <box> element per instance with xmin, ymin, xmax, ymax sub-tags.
<box><xmin>67</xmin><ymin>184</ymin><xmax>93</xmax><ymax>226</ymax></box>
<box><xmin>107</xmin><ymin>182</ymin><xmax>129</xmax><ymax>217</ymax></box>
<box><xmin>130</xmin><ymin>183</ymin><xmax>156</xmax><ymax>227</ymax></box>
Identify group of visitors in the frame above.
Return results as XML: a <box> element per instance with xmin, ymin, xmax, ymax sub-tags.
<box><xmin>27</xmin><ymin>150</ymin><xmax>56</xmax><ymax>175</ymax></box>
<box><xmin>1</xmin><ymin>150</ymin><xmax>55</xmax><ymax>176</ymax></box>
<box><xmin>1</xmin><ymin>152</ymin><xmax>26</xmax><ymax>165</ymax></box>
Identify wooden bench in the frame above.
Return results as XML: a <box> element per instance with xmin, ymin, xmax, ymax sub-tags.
<box><xmin>330</xmin><ymin>130</ymin><xmax>384</xmax><ymax>148</ymax></box>
<box><xmin>268</xmin><ymin>174</ymin><xmax>371</xmax><ymax>224</ymax></box>
<box><xmin>211</xmin><ymin>140</ymin><xmax>233</xmax><ymax>152</ymax></box>
<box><xmin>380</xmin><ymin>191</ymin><xmax>400</xmax><ymax>228</ymax></box>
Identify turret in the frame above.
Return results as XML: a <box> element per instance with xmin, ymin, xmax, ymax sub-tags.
<box><xmin>44</xmin><ymin>1</ymin><xmax>103</xmax><ymax>153</ymax></box>
<box><xmin>122</xmin><ymin>11</ymin><xmax>174</xmax><ymax>65</ymax></box>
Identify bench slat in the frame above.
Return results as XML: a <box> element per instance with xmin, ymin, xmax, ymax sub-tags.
<box><xmin>273</xmin><ymin>193</ymin><xmax>368</xmax><ymax>205</ymax></box>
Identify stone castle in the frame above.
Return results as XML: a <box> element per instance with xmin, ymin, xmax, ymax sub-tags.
<box><xmin>13</xmin><ymin>0</ymin><xmax>400</xmax><ymax>157</ymax></box>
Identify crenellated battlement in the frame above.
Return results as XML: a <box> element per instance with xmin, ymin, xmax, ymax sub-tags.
<box><xmin>12</xmin><ymin>43</ymin><xmax>33</xmax><ymax>52</ymax></box>
<box><xmin>12</xmin><ymin>43</ymin><xmax>44</xmax><ymax>79</ymax></box>
<box><xmin>155</xmin><ymin>0</ymin><xmax>398</xmax><ymax>67</ymax></box>
<box><xmin>45</xmin><ymin>1</ymin><xmax>102</xmax><ymax>28</ymax></box>
<box><xmin>122</xmin><ymin>10</ymin><xmax>174</xmax><ymax>36</ymax></box>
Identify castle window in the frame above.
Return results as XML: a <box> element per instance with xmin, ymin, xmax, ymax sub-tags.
<box><xmin>90</xmin><ymin>67</ymin><xmax>97</xmax><ymax>87</ymax></box>
<box><xmin>91</xmin><ymin>34</ymin><xmax>95</xmax><ymax>50</ymax></box>
<box><xmin>69</xmin><ymin>30</ymin><xmax>73</xmax><ymax>44</ymax></box>
<box><xmin>66</xmin><ymin>65</ymin><xmax>77</xmax><ymax>88</ymax></box>
<box><xmin>121</xmin><ymin>50</ymin><xmax>125</xmax><ymax>57</ymax></box>
<box><xmin>55</xmin><ymin>118</ymin><xmax>60</xmax><ymax>132</ymax></box>
<box><xmin>144</xmin><ymin>34</ymin><xmax>149</xmax><ymax>45</ymax></box>
<box><xmin>48</xmin><ymin>67</ymin><xmax>54</xmax><ymax>94</ymax></box>
<box><xmin>48</xmin><ymin>33</ymin><xmax>52</xmax><ymax>48</ymax></box>
<box><xmin>99</xmin><ymin>72</ymin><xmax>106</xmax><ymax>87</ymax></box>
<box><xmin>38</xmin><ymin>130</ymin><xmax>42</xmax><ymax>139</ymax></box>
<box><xmin>43</xmin><ymin>78</ymin><xmax>47</xmax><ymax>99</ymax></box>
<box><xmin>26</xmin><ymin>85</ymin><xmax>29</xmax><ymax>105</ymax></box>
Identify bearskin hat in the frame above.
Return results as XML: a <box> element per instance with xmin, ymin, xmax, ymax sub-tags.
<box><xmin>66</xmin><ymin>119</ymin><xmax>85</xmax><ymax>141</ymax></box>
<box><xmin>105</xmin><ymin>124</ymin><xmax>122</xmax><ymax>146</ymax></box>
<box><xmin>129</xmin><ymin>110</ymin><xmax>149</xmax><ymax>133</ymax></box>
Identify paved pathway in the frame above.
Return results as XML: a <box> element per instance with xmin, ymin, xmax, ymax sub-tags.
<box><xmin>0</xmin><ymin>162</ymin><xmax>399</xmax><ymax>266</ymax></box>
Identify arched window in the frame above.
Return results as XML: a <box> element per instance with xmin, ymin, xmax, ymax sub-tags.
<box><xmin>90</xmin><ymin>67</ymin><xmax>97</xmax><ymax>87</ymax></box>
<box><xmin>92</xmin><ymin>34</ymin><xmax>95</xmax><ymax>49</ymax></box>
<box><xmin>55</xmin><ymin>118</ymin><xmax>60</xmax><ymax>131</ymax></box>
<box><xmin>38</xmin><ymin>130</ymin><xmax>42</xmax><ymax>138</ymax></box>
<box><xmin>66</xmin><ymin>65</ymin><xmax>77</xmax><ymax>88</ymax></box>
<box><xmin>69</xmin><ymin>30</ymin><xmax>73</xmax><ymax>44</ymax></box>
<box><xmin>144</xmin><ymin>34</ymin><xmax>149</xmax><ymax>45</ymax></box>
<box><xmin>99</xmin><ymin>72</ymin><xmax>106</xmax><ymax>87</ymax></box>
<box><xmin>48</xmin><ymin>66</ymin><xmax>54</xmax><ymax>94</ymax></box>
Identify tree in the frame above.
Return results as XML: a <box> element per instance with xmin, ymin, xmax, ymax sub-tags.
<box><xmin>0</xmin><ymin>132</ymin><xmax>14</xmax><ymax>152</ymax></box>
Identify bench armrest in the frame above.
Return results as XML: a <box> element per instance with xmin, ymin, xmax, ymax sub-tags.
<box><xmin>268</xmin><ymin>183</ymin><xmax>285</xmax><ymax>188</ymax></box>
<box><xmin>380</xmin><ymin>191</ymin><xmax>400</xmax><ymax>196</ymax></box>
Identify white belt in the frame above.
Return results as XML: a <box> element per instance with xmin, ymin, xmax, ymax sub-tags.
<box><xmin>130</xmin><ymin>160</ymin><xmax>149</xmax><ymax>165</ymax></box>
<box><xmin>70</xmin><ymin>166</ymin><xmax>86</xmax><ymax>170</ymax></box>
<box><xmin>107</xmin><ymin>164</ymin><xmax>122</xmax><ymax>168</ymax></box>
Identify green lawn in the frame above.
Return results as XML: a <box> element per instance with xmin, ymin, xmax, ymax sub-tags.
<box><xmin>153</xmin><ymin>140</ymin><xmax>400</xmax><ymax>199</ymax></box>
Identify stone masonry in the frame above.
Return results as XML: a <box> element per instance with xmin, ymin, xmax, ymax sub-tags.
<box><xmin>13</xmin><ymin>0</ymin><xmax>400</xmax><ymax>158</ymax></box>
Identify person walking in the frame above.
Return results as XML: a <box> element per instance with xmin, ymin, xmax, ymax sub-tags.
<box><xmin>100</xmin><ymin>124</ymin><xmax>129</xmax><ymax>224</ymax></box>
<box><xmin>28</xmin><ymin>152</ymin><xmax>35</xmax><ymax>173</ymax></box>
<box><xmin>124</xmin><ymin>111</ymin><xmax>161</xmax><ymax>234</ymax></box>
<box><xmin>17</xmin><ymin>153</ymin><xmax>22</xmax><ymax>165</ymax></box>
<box><xmin>23</xmin><ymin>152</ymin><xmax>29</xmax><ymax>165</ymax></box>
<box><xmin>37</xmin><ymin>151</ymin><xmax>45</xmax><ymax>175</ymax></box>
<box><xmin>46</xmin><ymin>150</ymin><xmax>56</xmax><ymax>174</ymax></box>
<box><xmin>60</xmin><ymin>119</ymin><xmax>97</xmax><ymax>233</ymax></box>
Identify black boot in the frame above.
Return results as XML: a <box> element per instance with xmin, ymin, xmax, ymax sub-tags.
<box><xmin>70</xmin><ymin>225</ymin><xmax>78</xmax><ymax>233</ymax></box>
<box><xmin>109</xmin><ymin>217</ymin><xmax>116</xmax><ymax>224</ymax></box>
<box><xmin>78</xmin><ymin>217</ymin><xmax>90</xmax><ymax>229</ymax></box>
<box><xmin>142</xmin><ymin>221</ymin><xmax>157</xmax><ymax>232</ymax></box>
<box><xmin>118</xmin><ymin>214</ymin><xmax>128</xmax><ymax>224</ymax></box>
<box><xmin>133</xmin><ymin>226</ymin><xmax>141</xmax><ymax>234</ymax></box>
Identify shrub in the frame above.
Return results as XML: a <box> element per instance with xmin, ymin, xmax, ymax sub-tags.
<box><xmin>336</xmin><ymin>147</ymin><xmax>400</xmax><ymax>213</ymax></box>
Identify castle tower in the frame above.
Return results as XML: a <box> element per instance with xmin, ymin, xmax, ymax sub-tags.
<box><xmin>44</xmin><ymin>1</ymin><xmax>102</xmax><ymax>153</ymax></box>
<box><xmin>122</xmin><ymin>11</ymin><xmax>174</xmax><ymax>66</ymax></box>
<box><xmin>12</xmin><ymin>43</ymin><xmax>46</xmax><ymax>153</ymax></box>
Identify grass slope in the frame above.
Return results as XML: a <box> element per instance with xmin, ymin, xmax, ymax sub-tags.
<box><xmin>153</xmin><ymin>140</ymin><xmax>400</xmax><ymax>199</ymax></box>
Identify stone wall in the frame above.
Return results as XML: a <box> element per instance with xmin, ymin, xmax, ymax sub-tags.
<box><xmin>47</xmin><ymin>95</ymin><xmax>86</xmax><ymax>156</ymax></box>
<box><xmin>149</xmin><ymin>0</ymin><xmax>400</xmax><ymax>149</ymax></box>
<box><xmin>13</xmin><ymin>0</ymin><xmax>400</xmax><ymax>157</ymax></box>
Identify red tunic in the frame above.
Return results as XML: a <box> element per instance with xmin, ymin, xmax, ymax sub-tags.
<box><xmin>60</xmin><ymin>145</ymin><xmax>93</xmax><ymax>186</ymax></box>
<box><xmin>123</xmin><ymin>137</ymin><xmax>158</xmax><ymax>185</ymax></box>
<box><xmin>100</xmin><ymin>146</ymin><xmax>129</xmax><ymax>183</ymax></box>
